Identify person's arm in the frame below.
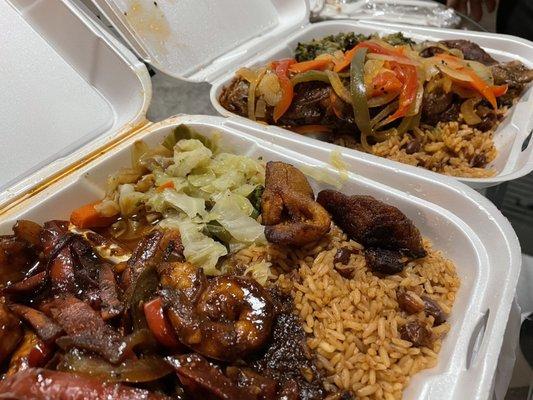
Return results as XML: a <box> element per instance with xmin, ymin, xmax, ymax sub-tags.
<box><xmin>447</xmin><ymin>0</ymin><xmax>496</xmax><ymax>21</ymax></box>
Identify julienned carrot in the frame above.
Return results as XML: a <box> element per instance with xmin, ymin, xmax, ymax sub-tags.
<box><xmin>492</xmin><ymin>84</ymin><xmax>508</xmax><ymax>97</ymax></box>
<box><xmin>156</xmin><ymin>181</ymin><xmax>175</xmax><ymax>193</ymax></box>
<box><xmin>272</xmin><ymin>59</ymin><xmax>296</xmax><ymax>122</ymax></box>
<box><xmin>333</xmin><ymin>47</ymin><xmax>356</xmax><ymax>72</ymax></box>
<box><xmin>289</xmin><ymin>58</ymin><xmax>332</xmax><ymax>73</ymax></box>
<box><xmin>70</xmin><ymin>202</ymin><xmax>117</xmax><ymax>229</ymax></box>
<box><xmin>434</xmin><ymin>53</ymin><xmax>508</xmax><ymax>108</ymax></box>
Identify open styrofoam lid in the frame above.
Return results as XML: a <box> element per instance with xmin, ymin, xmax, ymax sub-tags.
<box><xmin>0</xmin><ymin>0</ymin><xmax>150</xmax><ymax>204</ymax></box>
<box><xmin>90</xmin><ymin>0</ymin><xmax>309</xmax><ymax>82</ymax></box>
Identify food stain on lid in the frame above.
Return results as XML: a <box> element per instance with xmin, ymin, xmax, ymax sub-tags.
<box><xmin>124</xmin><ymin>0</ymin><xmax>171</xmax><ymax>59</ymax></box>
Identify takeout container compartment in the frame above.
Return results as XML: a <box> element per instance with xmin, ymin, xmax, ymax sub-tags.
<box><xmin>0</xmin><ymin>1</ymin><xmax>522</xmax><ymax>399</ymax></box>
<box><xmin>87</xmin><ymin>0</ymin><xmax>533</xmax><ymax>187</ymax></box>
<box><xmin>209</xmin><ymin>20</ymin><xmax>533</xmax><ymax>189</ymax></box>
<box><xmin>0</xmin><ymin>114</ymin><xmax>522</xmax><ymax>400</ymax></box>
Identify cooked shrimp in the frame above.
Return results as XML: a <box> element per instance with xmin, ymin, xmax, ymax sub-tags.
<box><xmin>161</xmin><ymin>262</ymin><xmax>274</xmax><ymax>362</ymax></box>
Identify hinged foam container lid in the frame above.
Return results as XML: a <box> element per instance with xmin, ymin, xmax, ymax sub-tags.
<box><xmin>90</xmin><ymin>0</ymin><xmax>310</xmax><ymax>82</ymax></box>
<box><xmin>0</xmin><ymin>0</ymin><xmax>152</xmax><ymax>206</ymax></box>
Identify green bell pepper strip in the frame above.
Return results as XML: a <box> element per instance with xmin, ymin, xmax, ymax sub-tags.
<box><xmin>350</xmin><ymin>48</ymin><xmax>372</xmax><ymax>150</ymax></box>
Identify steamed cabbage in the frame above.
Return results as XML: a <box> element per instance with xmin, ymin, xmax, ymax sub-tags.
<box><xmin>167</xmin><ymin>139</ymin><xmax>212</xmax><ymax>177</ymax></box>
<box><xmin>208</xmin><ymin>191</ymin><xmax>264</xmax><ymax>243</ymax></box>
<box><xmin>161</xmin><ymin>218</ymin><xmax>227</xmax><ymax>275</ymax></box>
<box><xmin>106</xmin><ymin>126</ymin><xmax>266</xmax><ymax>275</ymax></box>
<box><xmin>147</xmin><ymin>191</ymin><xmax>206</xmax><ymax>219</ymax></box>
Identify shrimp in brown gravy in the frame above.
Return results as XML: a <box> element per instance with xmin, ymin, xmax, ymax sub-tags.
<box><xmin>160</xmin><ymin>262</ymin><xmax>274</xmax><ymax>361</ymax></box>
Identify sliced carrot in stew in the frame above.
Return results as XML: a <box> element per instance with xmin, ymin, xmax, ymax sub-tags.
<box><xmin>156</xmin><ymin>181</ymin><xmax>175</xmax><ymax>193</ymax></box>
<box><xmin>70</xmin><ymin>202</ymin><xmax>117</xmax><ymax>229</ymax></box>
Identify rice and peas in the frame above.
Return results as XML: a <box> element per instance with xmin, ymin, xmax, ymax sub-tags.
<box><xmin>227</xmin><ymin>228</ymin><xmax>459</xmax><ymax>400</ymax></box>
<box><xmin>107</xmin><ymin>127</ymin><xmax>460</xmax><ymax>399</ymax></box>
<box><xmin>334</xmin><ymin>119</ymin><xmax>499</xmax><ymax>178</ymax></box>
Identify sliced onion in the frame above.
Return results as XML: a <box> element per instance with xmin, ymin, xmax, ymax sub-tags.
<box><xmin>396</xmin><ymin>116</ymin><xmax>415</xmax><ymax>135</ymax></box>
<box><xmin>257</xmin><ymin>72</ymin><xmax>281</xmax><ymax>106</ymax></box>
<box><xmin>423</xmin><ymin>62</ymin><xmax>441</xmax><ymax>82</ymax></box>
<box><xmin>461</xmin><ymin>98</ymin><xmax>482</xmax><ymax>125</ymax></box>
<box><xmin>236</xmin><ymin>67</ymin><xmax>258</xmax><ymax>83</ymax></box>
<box><xmin>442</xmin><ymin>76</ymin><xmax>453</xmax><ymax>93</ymax></box>
<box><xmin>435</xmin><ymin>43</ymin><xmax>464</xmax><ymax>59</ymax></box>
<box><xmin>255</xmin><ymin>99</ymin><xmax>267</xmax><ymax>118</ymax></box>
<box><xmin>247</xmin><ymin>68</ymin><xmax>267</xmax><ymax>121</ymax></box>
<box><xmin>437</xmin><ymin>64</ymin><xmax>473</xmax><ymax>82</ymax></box>
<box><xmin>466</xmin><ymin>60</ymin><xmax>494</xmax><ymax>85</ymax></box>
<box><xmin>367</xmin><ymin>38</ymin><xmax>397</xmax><ymax>52</ymax></box>
<box><xmin>372</xmin><ymin>128</ymin><xmax>397</xmax><ymax>142</ymax></box>
<box><xmin>372</xmin><ymin>116</ymin><xmax>414</xmax><ymax>143</ymax></box>
<box><xmin>364</xmin><ymin>59</ymin><xmax>385</xmax><ymax>86</ymax></box>
<box><xmin>367</xmin><ymin>91</ymin><xmax>399</xmax><ymax>108</ymax></box>
<box><xmin>407</xmin><ymin>81</ymin><xmax>424</xmax><ymax>117</ymax></box>
<box><xmin>333</xmin><ymin>50</ymin><xmax>345</xmax><ymax>60</ymax></box>
<box><xmin>452</xmin><ymin>83</ymin><xmax>479</xmax><ymax>98</ymax></box>
<box><xmin>371</xmin><ymin>101</ymin><xmax>399</xmax><ymax>128</ymax></box>
<box><xmin>425</xmin><ymin>77</ymin><xmax>441</xmax><ymax>94</ymax></box>
<box><xmin>326</xmin><ymin>70</ymin><xmax>352</xmax><ymax>104</ymax></box>
<box><xmin>57</xmin><ymin>352</ymin><xmax>172</xmax><ymax>383</ymax></box>
<box><xmin>448</xmin><ymin>48</ymin><xmax>464</xmax><ymax>58</ymax></box>
<box><xmin>367</xmin><ymin>53</ymin><xmax>420</xmax><ymax>67</ymax></box>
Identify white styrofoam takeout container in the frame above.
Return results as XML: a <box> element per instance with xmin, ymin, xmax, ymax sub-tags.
<box><xmin>210</xmin><ymin>20</ymin><xmax>533</xmax><ymax>190</ymax></box>
<box><xmin>91</xmin><ymin>0</ymin><xmax>533</xmax><ymax>189</ymax></box>
<box><xmin>0</xmin><ymin>0</ymin><xmax>522</xmax><ymax>399</ymax></box>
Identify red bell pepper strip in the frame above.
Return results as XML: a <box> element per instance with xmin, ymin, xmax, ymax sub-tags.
<box><xmin>492</xmin><ymin>84</ymin><xmax>508</xmax><ymax>97</ymax></box>
<box><xmin>144</xmin><ymin>297</ymin><xmax>181</xmax><ymax>349</ymax></box>
<box><xmin>380</xmin><ymin>63</ymin><xmax>418</xmax><ymax>125</ymax></box>
<box><xmin>369</xmin><ymin>70</ymin><xmax>403</xmax><ymax>97</ymax></box>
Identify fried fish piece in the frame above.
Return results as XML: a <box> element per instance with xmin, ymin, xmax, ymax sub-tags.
<box><xmin>317</xmin><ymin>190</ymin><xmax>426</xmax><ymax>258</ymax></box>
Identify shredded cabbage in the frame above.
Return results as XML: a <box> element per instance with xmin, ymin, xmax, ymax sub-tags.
<box><xmin>147</xmin><ymin>190</ymin><xmax>206</xmax><ymax>219</ymax></box>
<box><xmin>108</xmin><ymin>131</ymin><xmax>267</xmax><ymax>276</ymax></box>
<box><xmin>208</xmin><ymin>191</ymin><xmax>264</xmax><ymax>243</ymax></box>
<box><xmin>118</xmin><ymin>184</ymin><xmax>145</xmax><ymax>216</ymax></box>
<box><xmin>162</xmin><ymin>219</ymin><xmax>227</xmax><ymax>275</ymax></box>
<box><xmin>167</xmin><ymin>139</ymin><xmax>212</xmax><ymax>177</ymax></box>
<box><xmin>330</xmin><ymin>151</ymin><xmax>349</xmax><ymax>184</ymax></box>
<box><xmin>244</xmin><ymin>260</ymin><xmax>272</xmax><ymax>285</ymax></box>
